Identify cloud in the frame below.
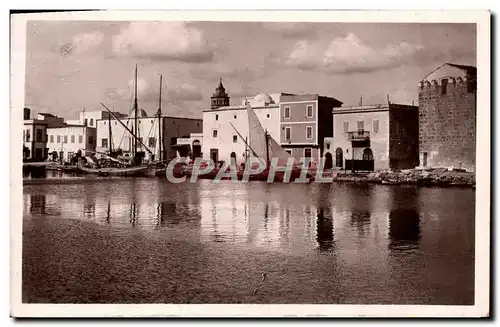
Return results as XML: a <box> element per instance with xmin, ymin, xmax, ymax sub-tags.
<box><xmin>112</xmin><ymin>22</ymin><xmax>214</xmax><ymax>62</ymax></box>
<box><xmin>283</xmin><ymin>33</ymin><xmax>425</xmax><ymax>74</ymax></box>
<box><xmin>167</xmin><ymin>84</ymin><xmax>203</xmax><ymax>102</ymax></box>
<box><xmin>261</xmin><ymin>22</ymin><xmax>315</xmax><ymax>38</ymax></box>
<box><xmin>110</xmin><ymin>77</ymin><xmax>202</xmax><ymax>104</ymax></box>
<box><xmin>60</xmin><ymin>31</ymin><xmax>104</xmax><ymax>56</ymax></box>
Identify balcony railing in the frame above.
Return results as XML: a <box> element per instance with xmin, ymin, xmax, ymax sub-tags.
<box><xmin>347</xmin><ymin>130</ymin><xmax>370</xmax><ymax>141</ymax></box>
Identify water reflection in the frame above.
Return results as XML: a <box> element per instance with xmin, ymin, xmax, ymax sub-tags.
<box><xmin>316</xmin><ymin>207</ymin><xmax>334</xmax><ymax>251</ymax></box>
<box><xmin>30</xmin><ymin>194</ymin><xmax>46</xmax><ymax>215</ymax></box>
<box><xmin>388</xmin><ymin>209</ymin><xmax>421</xmax><ymax>250</ymax></box>
<box><xmin>387</xmin><ymin>187</ymin><xmax>421</xmax><ymax>251</ymax></box>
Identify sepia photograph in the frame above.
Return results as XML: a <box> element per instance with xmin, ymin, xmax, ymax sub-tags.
<box><xmin>10</xmin><ymin>10</ymin><xmax>490</xmax><ymax>318</ymax></box>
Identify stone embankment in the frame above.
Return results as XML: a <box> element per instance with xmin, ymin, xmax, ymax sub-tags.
<box><xmin>331</xmin><ymin>168</ymin><xmax>475</xmax><ymax>188</ymax></box>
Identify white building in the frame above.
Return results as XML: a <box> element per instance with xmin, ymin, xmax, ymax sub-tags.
<box><xmin>46</xmin><ymin>125</ymin><xmax>97</xmax><ymax>162</ymax></box>
<box><xmin>202</xmin><ymin>92</ymin><xmax>281</xmax><ymax>165</ymax></box>
<box><xmin>95</xmin><ymin>109</ymin><xmax>202</xmax><ymax>162</ymax></box>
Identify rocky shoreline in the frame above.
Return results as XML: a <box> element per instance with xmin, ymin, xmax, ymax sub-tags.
<box><xmin>330</xmin><ymin>168</ymin><xmax>475</xmax><ymax>188</ymax></box>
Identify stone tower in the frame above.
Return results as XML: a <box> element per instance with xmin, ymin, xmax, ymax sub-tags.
<box><xmin>210</xmin><ymin>78</ymin><xmax>230</xmax><ymax>109</ymax></box>
<box><xmin>418</xmin><ymin>63</ymin><xmax>476</xmax><ymax>172</ymax></box>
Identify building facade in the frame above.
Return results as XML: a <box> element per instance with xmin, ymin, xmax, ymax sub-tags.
<box><xmin>202</xmin><ymin>94</ymin><xmax>280</xmax><ymax>165</ymax></box>
<box><xmin>330</xmin><ymin>103</ymin><xmax>419</xmax><ymax>171</ymax></box>
<box><xmin>23</xmin><ymin>118</ymin><xmax>48</xmax><ymax>161</ymax></box>
<box><xmin>95</xmin><ymin>110</ymin><xmax>202</xmax><ymax>162</ymax></box>
<box><xmin>202</xmin><ymin>81</ymin><xmax>342</xmax><ymax>165</ymax></box>
<box><xmin>418</xmin><ymin>63</ymin><xmax>476</xmax><ymax>172</ymax></box>
<box><xmin>46</xmin><ymin>125</ymin><xmax>97</xmax><ymax>162</ymax></box>
<box><xmin>279</xmin><ymin>94</ymin><xmax>342</xmax><ymax>162</ymax></box>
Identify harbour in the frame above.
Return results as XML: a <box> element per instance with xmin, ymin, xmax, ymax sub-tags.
<box><xmin>22</xmin><ymin>175</ymin><xmax>475</xmax><ymax>304</ymax></box>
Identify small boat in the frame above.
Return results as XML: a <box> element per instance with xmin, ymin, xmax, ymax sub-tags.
<box><xmin>77</xmin><ymin>163</ymin><xmax>150</xmax><ymax>176</ymax></box>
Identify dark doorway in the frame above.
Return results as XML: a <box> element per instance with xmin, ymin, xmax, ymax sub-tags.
<box><xmin>210</xmin><ymin>148</ymin><xmax>219</xmax><ymax>163</ymax></box>
<box><xmin>192</xmin><ymin>140</ymin><xmax>201</xmax><ymax>159</ymax></box>
<box><xmin>324</xmin><ymin>152</ymin><xmax>333</xmax><ymax>169</ymax></box>
<box><xmin>423</xmin><ymin>152</ymin><xmax>428</xmax><ymax>167</ymax></box>
<box><xmin>335</xmin><ymin>148</ymin><xmax>343</xmax><ymax>168</ymax></box>
<box><xmin>230</xmin><ymin>151</ymin><xmax>237</xmax><ymax>165</ymax></box>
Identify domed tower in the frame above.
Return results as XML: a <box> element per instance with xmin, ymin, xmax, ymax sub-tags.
<box><xmin>210</xmin><ymin>78</ymin><xmax>230</xmax><ymax>109</ymax></box>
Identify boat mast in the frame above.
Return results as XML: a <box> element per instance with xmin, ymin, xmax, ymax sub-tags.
<box><xmin>158</xmin><ymin>74</ymin><xmax>163</xmax><ymax>161</ymax></box>
<box><xmin>133</xmin><ymin>64</ymin><xmax>138</xmax><ymax>156</ymax></box>
<box><xmin>265</xmin><ymin>129</ymin><xmax>270</xmax><ymax>165</ymax></box>
<box><xmin>100</xmin><ymin>102</ymin><xmax>154</xmax><ymax>155</ymax></box>
<box><xmin>108</xmin><ymin>110</ymin><xmax>113</xmax><ymax>154</ymax></box>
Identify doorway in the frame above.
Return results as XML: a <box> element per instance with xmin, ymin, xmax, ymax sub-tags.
<box><xmin>230</xmin><ymin>151</ymin><xmax>237</xmax><ymax>166</ymax></box>
<box><xmin>210</xmin><ymin>148</ymin><xmax>219</xmax><ymax>164</ymax></box>
<box><xmin>324</xmin><ymin>152</ymin><xmax>333</xmax><ymax>169</ymax></box>
<box><xmin>335</xmin><ymin>148</ymin><xmax>343</xmax><ymax>168</ymax></box>
<box><xmin>422</xmin><ymin>152</ymin><xmax>428</xmax><ymax>167</ymax></box>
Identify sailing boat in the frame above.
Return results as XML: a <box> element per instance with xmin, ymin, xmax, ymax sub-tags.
<box><xmin>77</xmin><ymin>65</ymin><xmax>153</xmax><ymax>177</ymax></box>
<box><xmin>237</xmin><ymin>101</ymin><xmax>308</xmax><ymax>182</ymax></box>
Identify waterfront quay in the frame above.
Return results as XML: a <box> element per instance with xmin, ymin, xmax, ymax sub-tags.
<box><xmin>22</xmin><ymin>175</ymin><xmax>475</xmax><ymax>304</ymax></box>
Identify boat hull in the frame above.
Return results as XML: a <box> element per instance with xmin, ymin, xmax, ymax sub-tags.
<box><xmin>77</xmin><ymin>165</ymin><xmax>149</xmax><ymax>177</ymax></box>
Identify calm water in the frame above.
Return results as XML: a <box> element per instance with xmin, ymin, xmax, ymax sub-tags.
<box><xmin>22</xmin><ymin>173</ymin><xmax>475</xmax><ymax>304</ymax></box>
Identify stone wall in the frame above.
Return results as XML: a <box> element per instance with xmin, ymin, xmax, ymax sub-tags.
<box><xmin>418</xmin><ymin>77</ymin><xmax>476</xmax><ymax>172</ymax></box>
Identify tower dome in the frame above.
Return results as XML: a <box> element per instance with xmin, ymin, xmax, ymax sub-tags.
<box><xmin>210</xmin><ymin>77</ymin><xmax>230</xmax><ymax>109</ymax></box>
<box><xmin>254</xmin><ymin>93</ymin><xmax>274</xmax><ymax>105</ymax></box>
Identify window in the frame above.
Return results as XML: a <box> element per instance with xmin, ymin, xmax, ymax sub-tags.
<box><xmin>215</xmin><ymin>114</ymin><xmax>219</xmax><ymax>121</ymax></box>
<box><xmin>88</xmin><ymin>135</ymin><xmax>94</xmax><ymax>145</ymax></box>
<box><xmin>343</xmin><ymin>121</ymin><xmax>349</xmax><ymax>134</ymax></box>
<box><xmin>441</xmin><ymin>78</ymin><xmax>448</xmax><ymax>95</ymax></box>
<box><xmin>363</xmin><ymin>148</ymin><xmax>374</xmax><ymax>161</ymax></box>
<box><xmin>36</xmin><ymin>129</ymin><xmax>43</xmax><ymax>142</ymax></box>
<box><xmin>104</xmin><ymin>121</ymin><xmax>106</xmax><ymax>125</ymax></box>
<box><xmin>306</xmin><ymin>126</ymin><xmax>313</xmax><ymax>140</ymax></box>
<box><xmin>357</xmin><ymin>121</ymin><xmax>364</xmax><ymax>131</ymax></box>
<box><xmin>148</xmin><ymin>137</ymin><xmax>156</xmax><ymax>148</ymax></box>
<box><xmin>84</xmin><ymin>118</ymin><xmax>88</xmax><ymax>126</ymax></box>
<box><xmin>267</xmin><ymin>114</ymin><xmax>270</xmax><ymax>118</ymax></box>
<box><xmin>285</xmin><ymin>127</ymin><xmax>291</xmax><ymax>140</ymax></box>
<box><xmin>304</xmin><ymin>148</ymin><xmax>312</xmax><ymax>158</ymax></box>
<box><xmin>64</xmin><ymin>135</ymin><xmax>68</xmax><ymax>143</ymax></box>
<box><xmin>57</xmin><ymin>135</ymin><xmax>60</xmax><ymax>143</ymax></box>
<box><xmin>49</xmin><ymin>135</ymin><xmax>54</xmax><ymax>143</ymax></box>
<box><xmin>234</xmin><ymin>115</ymin><xmax>237</xmax><ymax>119</ymax></box>
<box><xmin>89</xmin><ymin>118</ymin><xmax>94</xmax><ymax>126</ymax></box>
<box><xmin>284</xmin><ymin>106</ymin><xmax>290</xmax><ymax>119</ymax></box>
<box><xmin>233</xmin><ymin>135</ymin><xmax>238</xmax><ymax>143</ymax></box>
<box><xmin>306</xmin><ymin>105</ymin><xmax>313</xmax><ymax>118</ymax></box>
<box><xmin>102</xmin><ymin>138</ymin><xmax>108</xmax><ymax>148</ymax></box>
<box><xmin>373</xmin><ymin>120</ymin><xmax>379</xmax><ymax>133</ymax></box>
<box><xmin>71</xmin><ymin>135</ymin><xmax>75</xmax><ymax>143</ymax></box>
<box><xmin>25</xmin><ymin>130</ymin><xmax>30</xmax><ymax>142</ymax></box>
<box><xmin>79</xmin><ymin>135</ymin><xmax>83</xmax><ymax>143</ymax></box>
<box><xmin>285</xmin><ymin>149</ymin><xmax>292</xmax><ymax>155</ymax></box>
<box><xmin>213</xmin><ymin>129</ymin><xmax>218</xmax><ymax>138</ymax></box>
<box><xmin>326</xmin><ymin>142</ymin><xmax>330</xmax><ymax>150</ymax></box>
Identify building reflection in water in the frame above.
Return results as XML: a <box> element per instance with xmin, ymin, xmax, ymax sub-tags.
<box><xmin>388</xmin><ymin>209</ymin><xmax>421</xmax><ymax>251</ymax></box>
<box><xmin>129</xmin><ymin>203</ymin><xmax>139</xmax><ymax>228</ymax></box>
<box><xmin>30</xmin><ymin>194</ymin><xmax>46</xmax><ymax>215</ymax></box>
<box><xmin>350</xmin><ymin>211</ymin><xmax>371</xmax><ymax>236</ymax></box>
<box><xmin>106</xmin><ymin>201</ymin><xmax>111</xmax><ymax>225</ymax></box>
<box><xmin>316</xmin><ymin>206</ymin><xmax>334</xmax><ymax>252</ymax></box>
<box><xmin>387</xmin><ymin>187</ymin><xmax>421</xmax><ymax>251</ymax></box>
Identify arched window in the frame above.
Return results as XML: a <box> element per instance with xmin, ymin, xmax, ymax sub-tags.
<box><xmin>335</xmin><ymin>148</ymin><xmax>343</xmax><ymax>168</ymax></box>
<box><xmin>89</xmin><ymin>118</ymin><xmax>94</xmax><ymax>126</ymax></box>
<box><xmin>363</xmin><ymin>148</ymin><xmax>374</xmax><ymax>161</ymax></box>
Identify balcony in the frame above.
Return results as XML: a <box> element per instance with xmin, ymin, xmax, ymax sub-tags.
<box><xmin>347</xmin><ymin>130</ymin><xmax>370</xmax><ymax>141</ymax></box>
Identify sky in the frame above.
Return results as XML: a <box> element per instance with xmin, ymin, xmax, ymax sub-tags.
<box><xmin>23</xmin><ymin>21</ymin><xmax>476</xmax><ymax>120</ymax></box>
